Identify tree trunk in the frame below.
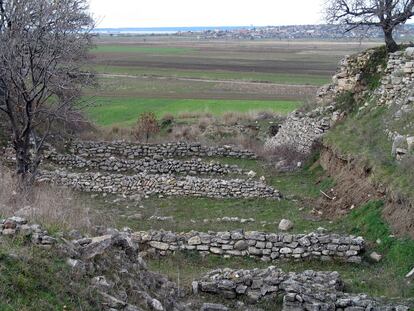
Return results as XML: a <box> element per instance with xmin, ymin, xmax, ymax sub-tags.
<box><xmin>14</xmin><ymin>138</ymin><xmax>32</xmax><ymax>186</ymax></box>
<box><xmin>384</xmin><ymin>28</ymin><xmax>398</xmax><ymax>52</ymax></box>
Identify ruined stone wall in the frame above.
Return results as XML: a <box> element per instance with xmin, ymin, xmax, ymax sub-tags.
<box><xmin>376</xmin><ymin>47</ymin><xmax>414</xmax><ymax>158</ymax></box>
<box><xmin>39</xmin><ymin>170</ymin><xmax>280</xmax><ymax>199</ymax></box>
<box><xmin>193</xmin><ymin>267</ymin><xmax>409</xmax><ymax>311</ymax></box>
<box><xmin>68</xmin><ymin>141</ymin><xmax>257</xmax><ymax>159</ymax></box>
<box><xmin>132</xmin><ymin>229</ymin><xmax>365</xmax><ymax>263</ymax></box>
<box><xmin>264</xmin><ymin>49</ymin><xmax>378</xmax><ymax>156</ymax></box>
<box><xmin>47</xmin><ymin>152</ymin><xmax>245</xmax><ymax>176</ymax></box>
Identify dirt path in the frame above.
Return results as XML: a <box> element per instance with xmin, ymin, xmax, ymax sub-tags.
<box><xmin>98</xmin><ymin>73</ymin><xmax>319</xmax><ymax>89</ymax></box>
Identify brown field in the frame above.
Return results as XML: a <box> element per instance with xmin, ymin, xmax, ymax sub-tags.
<box><xmin>86</xmin><ymin>36</ymin><xmax>381</xmax><ymax>126</ymax></box>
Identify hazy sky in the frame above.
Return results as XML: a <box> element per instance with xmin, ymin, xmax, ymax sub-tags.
<box><xmin>89</xmin><ymin>0</ymin><xmax>325</xmax><ymax>28</ymax></box>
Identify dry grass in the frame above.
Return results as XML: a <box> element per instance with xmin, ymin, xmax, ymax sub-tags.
<box><xmin>177</xmin><ymin>111</ymin><xmax>213</xmax><ymax>119</ymax></box>
<box><xmin>170</xmin><ymin>125</ymin><xmax>202</xmax><ymax>141</ymax></box>
<box><xmin>0</xmin><ymin>165</ymin><xmax>97</xmax><ymax>232</ymax></box>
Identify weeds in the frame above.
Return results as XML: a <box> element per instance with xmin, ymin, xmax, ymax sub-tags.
<box><xmin>0</xmin><ymin>165</ymin><xmax>93</xmax><ymax>233</ymax></box>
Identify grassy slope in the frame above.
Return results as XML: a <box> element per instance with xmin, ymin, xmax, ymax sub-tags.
<box><xmin>0</xmin><ymin>238</ymin><xmax>96</xmax><ymax>310</ymax></box>
<box><xmin>324</xmin><ymin>102</ymin><xmax>414</xmax><ymax>207</ymax></box>
<box><xmin>87</xmin><ymin>98</ymin><xmax>301</xmax><ymax>126</ymax></box>
<box><xmin>144</xmin><ymin>161</ymin><xmax>414</xmax><ymax>299</ymax></box>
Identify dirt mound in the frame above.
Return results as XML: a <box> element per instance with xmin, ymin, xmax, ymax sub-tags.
<box><xmin>317</xmin><ymin>147</ymin><xmax>414</xmax><ymax>238</ymax></box>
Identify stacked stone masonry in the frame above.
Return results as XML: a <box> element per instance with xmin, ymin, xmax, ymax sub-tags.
<box><xmin>265</xmin><ymin>49</ymin><xmax>378</xmax><ymax>155</ymax></box>
<box><xmin>194</xmin><ymin>267</ymin><xmax>409</xmax><ymax>311</ymax></box>
<box><xmin>376</xmin><ymin>47</ymin><xmax>414</xmax><ymax>158</ymax></box>
<box><xmin>132</xmin><ymin>230</ymin><xmax>365</xmax><ymax>263</ymax></box>
<box><xmin>0</xmin><ymin>216</ymin><xmax>57</xmax><ymax>246</ymax></box>
<box><xmin>39</xmin><ymin>170</ymin><xmax>281</xmax><ymax>199</ymax></box>
<box><xmin>68</xmin><ymin>141</ymin><xmax>257</xmax><ymax>160</ymax></box>
<box><xmin>47</xmin><ymin>151</ymin><xmax>246</xmax><ymax>176</ymax></box>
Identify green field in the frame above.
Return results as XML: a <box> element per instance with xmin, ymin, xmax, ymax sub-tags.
<box><xmin>84</xmin><ymin>38</ymin><xmax>377</xmax><ymax>127</ymax></box>
<box><xmin>88</xmin><ymin>97</ymin><xmax>301</xmax><ymax>126</ymax></box>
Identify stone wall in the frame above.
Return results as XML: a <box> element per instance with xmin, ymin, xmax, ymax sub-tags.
<box><xmin>39</xmin><ymin>170</ymin><xmax>280</xmax><ymax>199</ymax></box>
<box><xmin>194</xmin><ymin>267</ymin><xmax>409</xmax><ymax>311</ymax></box>
<box><xmin>264</xmin><ymin>107</ymin><xmax>332</xmax><ymax>155</ymax></box>
<box><xmin>132</xmin><ymin>229</ymin><xmax>365</xmax><ymax>263</ymax></box>
<box><xmin>47</xmin><ymin>151</ymin><xmax>245</xmax><ymax>176</ymax></box>
<box><xmin>376</xmin><ymin>47</ymin><xmax>414</xmax><ymax>159</ymax></box>
<box><xmin>68</xmin><ymin>141</ymin><xmax>257</xmax><ymax>160</ymax></box>
<box><xmin>0</xmin><ymin>216</ymin><xmax>57</xmax><ymax>246</ymax></box>
<box><xmin>264</xmin><ymin>49</ymin><xmax>377</xmax><ymax>156</ymax></box>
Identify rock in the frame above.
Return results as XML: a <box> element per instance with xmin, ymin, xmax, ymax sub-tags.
<box><xmin>150</xmin><ymin>299</ymin><xmax>164</xmax><ymax>311</ymax></box>
<box><xmin>81</xmin><ymin>235</ymin><xmax>113</xmax><ymax>259</ymax></box>
<box><xmin>2</xmin><ymin>228</ymin><xmax>16</xmax><ymax>235</ymax></box>
<box><xmin>192</xmin><ymin>281</ymin><xmax>199</xmax><ymax>294</ymax></box>
<box><xmin>370</xmin><ymin>252</ymin><xmax>382</xmax><ymax>262</ymax></box>
<box><xmin>278</xmin><ymin>219</ymin><xmax>293</xmax><ymax>231</ymax></box>
<box><xmin>247</xmin><ymin>170</ymin><xmax>257</xmax><ymax>178</ymax></box>
<box><xmin>392</xmin><ymin>135</ymin><xmax>406</xmax><ymax>157</ymax></box>
<box><xmin>8</xmin><ymin>216</ymin><xmax>27</xmax><ymax>224</ymax></box>
<box><xmin>99</xmin><ymin>292</ymin><xmax>127</xmax><ymax>309</ymax></box>
<box><xmin>200</xmin><ymin>303</ymin><xmax>229</xmax><ymax>311</ymax></box>
<box><xmin>405</xmin><ymin>47</ymin><xmax>414</xmax><ymax>57</ymax></box>
<box><xmin>188</xmin><ymin>236</ymin><xmax>202</xmax><ymax>245</ymax></box>
<box><xmin>149</xmin><ymin>241</ymin><xmax>169</xmax><ymax>251</ymax></box>
<box><xmin>405</xmin><ymin>267</ymin><xmax>414</xmax><ymax>278</ymax></box>
<box><xmin>234</xmin><ymin>240</ymin><xmax>248</xmax><ymax>251</ymax></box>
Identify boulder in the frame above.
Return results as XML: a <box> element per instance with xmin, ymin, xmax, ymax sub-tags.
<box><xmin>234</xmin><ymin>240</ymin><xmax>248</xmax><ymax>251</ymax></box>
<box><xmin>188</xmin><ymin>236</ymin><xmax>202</xmax><ymax>245</ymax></box>
<box><xmin>278</xmin><ymin>219</ymin><xmax>293</xmax><ymax>231</ymax></box>
<box><xmin>369</xmin><ymin>252</ymin><xmax>382</xmax><ymax>262</ymax></box>
<box><xmin>200</xmin><ymin>303</ymin><xmax>229</xmax><ymax>311</ymax></box>
<box><xmin>81</xmin><ymin>235</ymin><xmax>113</xmax><ymax>259</ymax></box>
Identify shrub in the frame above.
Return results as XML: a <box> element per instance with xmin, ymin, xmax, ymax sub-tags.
<box><xmin>335</xmin><ymin>91</ymin><xmax>357</xmax><ymax>114</ymax></box>
<box><xmin>133</xmin><ymin>112</ymin><xmax>160</xmax><ymax>142</ymax></box>
<box><xmin>160</xmin><ymin>113</ymin><xmax>175</xmax><ymax>128</ymax></box>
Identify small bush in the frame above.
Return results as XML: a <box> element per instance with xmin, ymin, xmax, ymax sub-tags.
<box><xmin>335</xmin><ymin>91</ymin><xmax>357</xmax><ymax>114</ymax></box>
<box><xmin>160</xmin><ymin>113</ymin><xmax>175</xmax><ymax>128</ymax></box>
<box><xmin>132</xmin><ymin>112</ymin><xmax>160</xmax><ymax>142</ymax></box>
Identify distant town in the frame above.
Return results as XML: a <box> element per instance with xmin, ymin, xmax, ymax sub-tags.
<box><xmin>96</xmin><ymin>24</ymin><xmax>414</xmax><ymax>40</ymax></box>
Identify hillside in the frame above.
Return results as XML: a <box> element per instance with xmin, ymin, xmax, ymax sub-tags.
<box><xmin>1</xmin><ymin>46</ymin><xmax>414</xmax><ymax>310</ymax></box>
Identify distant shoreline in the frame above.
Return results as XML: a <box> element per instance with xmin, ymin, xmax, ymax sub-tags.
<box><xmin>93</xmin><ymin>26</ymin><xmax>255</xmax><ymax>34</ymax></box>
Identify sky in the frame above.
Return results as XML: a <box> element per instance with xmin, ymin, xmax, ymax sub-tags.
<box><xmin>88</xmin><ymin>0</ymin><xmax>326</xmax><ymax>28</ymax></box>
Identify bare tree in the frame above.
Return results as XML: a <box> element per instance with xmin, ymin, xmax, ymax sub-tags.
<box><xmin>325</xmin><ymin>0</ymin><xmax>414</xmax><ymax>52</ymax></box>
<box><xmin>133</xmin><ymin>112</ymin><xmax>160</xmax><ymax>143</ymax></box>
<box><xmin>0</xmin><ymin>0</ymin><xmax>95</xmax><ymax>186</ymax></box>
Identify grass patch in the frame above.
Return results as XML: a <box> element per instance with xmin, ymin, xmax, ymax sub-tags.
<box><xmin>146</xmin><ymin>201</ymin><xmax>414</xmax><ymax>301</ymax></box>
<box><xmin>87</xmin><ymin>98</ymin><xmax>301</xmax><ymax>127</ymax></box>
<box><xmin>93</xmin><ymin>195</ymin><xmax>330</xmax><ymax>234</ymax></box>
<box><xmin>325</xmin><ymin>105</ymin><xmax>414</xmax><ymax>202</ymax></box>
<box><xmin>336</xmin><ymin>201</ymin><xmax>414</xmax><ymax>278</ymax></box>
<box><xmin>0</xmin><ymin>239</ymin><xmax>96</xmax><ymax>310</ymax></box>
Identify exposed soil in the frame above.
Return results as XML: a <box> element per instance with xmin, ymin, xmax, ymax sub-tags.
<box><xmin>317</xmin><ymin>146</ymin><xmax>414</xmax><ymax>238</ymax></box>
